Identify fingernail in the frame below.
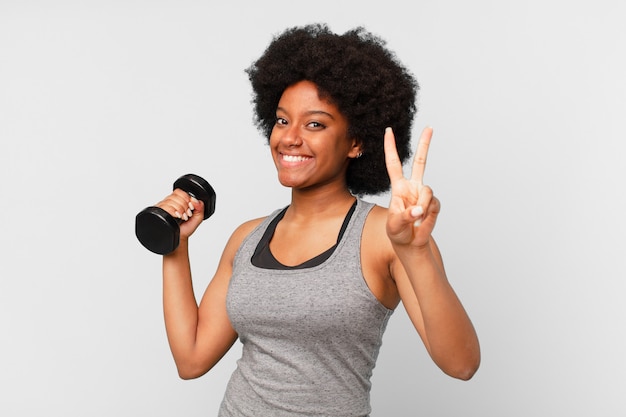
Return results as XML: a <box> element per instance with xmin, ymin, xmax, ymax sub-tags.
<box><xmin>411</xmin><ymin>206</ymin><xmax>424</xmax><ymax>217</ymax></box>
<box><xmin>187</xmin><ymin>208</ymin><xmax>193</xmax><ymax>217</ymax></box>
<box><xmin>182</xmin><ymin>213</ymin><xmax>189</xmax><ymax>221</ymax></box>
<box><xmin>190</xmin><ymin>196</ymin><xmax>199</xmax><ymax>203</ymax></box>
<box><xmin>414</xmin><ymin>219</ymin><xmax>422</xmax><ymax>227</ymax></box>
<box><xmin>188</xmin><ymin>202</ymin><xmax>195</xmax><ymax>210</ymax></box>
<box><xmin>175</xmin><ymin>211</ymin><xmax>182</xmax><ymax>219</ymax></box>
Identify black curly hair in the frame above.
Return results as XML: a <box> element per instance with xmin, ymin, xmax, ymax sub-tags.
<box><xmin>246</xmin><ymin>23</ymin><xmax>419</xmax><ymax>196</ymax></box>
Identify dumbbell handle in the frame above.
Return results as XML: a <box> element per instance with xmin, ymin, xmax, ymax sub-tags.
<box><xmin>135</xmin><ymin>174</ymin><xmax>216</xmax><ymax>255</ymax></box>
<box><xmin>173</xmin><ymin>174</ymin><xmax>215</xmax><ymax>220</ymax></box>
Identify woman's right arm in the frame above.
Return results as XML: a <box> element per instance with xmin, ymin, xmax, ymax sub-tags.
<box><xmin>158</xmin><ymin>189</ymin><xmax>260</xmax><ymax>379</ymax></box>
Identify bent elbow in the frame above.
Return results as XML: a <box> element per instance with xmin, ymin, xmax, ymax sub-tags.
<box><xmin>451</xmin><ymin>362</ymin><xmax>479</xmax><ymax>381</ymax></box>
<box><xmin>175</xmin><ymin>361</ymin><xmax>210</xmax><ymax>380</ymax></box>
<box><xmin>436</xmin><ymin>347</ymin><xmax>481</xmax><ymax>381</ymax></box>
<box><xmin>177</xmin><ymin>369</ymin><xmax>201</xmax><ymax>380</ymax></box>
<box><xmin>446</xmin><ymin>354</ymin><xmax>481</xmax><ymax>381</ymax></box>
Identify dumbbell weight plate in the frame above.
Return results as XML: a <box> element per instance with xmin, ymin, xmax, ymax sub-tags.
<box><xmin>135</xmin><ymin>206</ymin><xmax>181</xmax><ymax>255</ymax></box>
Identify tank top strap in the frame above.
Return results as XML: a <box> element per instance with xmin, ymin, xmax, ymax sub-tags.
<box><xmin>251</xmin><ymin>200</ymin><xmax>358</xmax><ymax>270</ymax></box>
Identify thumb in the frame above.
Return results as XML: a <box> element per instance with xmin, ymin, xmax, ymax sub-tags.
<box><xmin>387</xmin><ymin>205</ymin><xmax>421</xmax><ymax>242</ymax></box>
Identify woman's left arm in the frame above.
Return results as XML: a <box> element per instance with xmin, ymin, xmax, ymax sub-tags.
<box><xmin>384</xmin><ymin>127</ymin><xmax>480</xmax><ymax>380</ymax></box>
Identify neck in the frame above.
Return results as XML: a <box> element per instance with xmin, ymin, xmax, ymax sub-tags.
<box><xmin>287</xmin><ymin>186</ymin><xmax>356</xmax><ymax>220</ymax></box>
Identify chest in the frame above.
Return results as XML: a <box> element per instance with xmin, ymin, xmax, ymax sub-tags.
<box><xmin>229</xmin><ymin>267</ymin><xmax>381</xmax><ymax>338</ymax></box>
<box><xmin>268</xmin><ymin>219</ymin><xmax>345</xmax><ymax>267</ymax></box>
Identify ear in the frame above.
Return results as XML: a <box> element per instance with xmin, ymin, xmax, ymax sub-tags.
<box><xmin>348</xmin><ymin>138</ymin><xmax>363</xmax><ymax>159</ymax></box>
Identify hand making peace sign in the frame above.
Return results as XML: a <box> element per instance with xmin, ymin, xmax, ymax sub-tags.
<box><xmin>384</xmin><ymin>126</ymin><xmax>441</xmax><ymax>249</ymax></box>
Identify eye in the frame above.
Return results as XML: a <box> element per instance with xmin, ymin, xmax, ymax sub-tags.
<box><xmin>306</xmin><ymin>121</ymin><xmax>326</xmax><ymax>129</ymax></box>
<box><xmin>275</xmin><ymin>117</ymin><xmax>288</xmax><ymax>126</ymax></box>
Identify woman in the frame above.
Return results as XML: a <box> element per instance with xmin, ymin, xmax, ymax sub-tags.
<box><xmin>156</xmin><ymin>24</ymin><xmax>480</xmax><ymax>416</ymax></box>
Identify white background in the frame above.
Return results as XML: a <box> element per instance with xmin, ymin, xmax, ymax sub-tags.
<box><xmin>1</xmin><ymin>1</ymin><xmax>625</xmax><ymax>416</ymax></box>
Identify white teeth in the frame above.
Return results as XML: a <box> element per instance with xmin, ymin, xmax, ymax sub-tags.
<box><xmin>282</xmin><ymin>154</ymin><xmax>309</xmax><ymax>162</ymax></box>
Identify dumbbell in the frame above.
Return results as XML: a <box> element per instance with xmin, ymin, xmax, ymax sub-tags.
<box><xmin>135</xmin><ymin>174</ymin><xmax>216</xmax><ymax>255</ymax></box>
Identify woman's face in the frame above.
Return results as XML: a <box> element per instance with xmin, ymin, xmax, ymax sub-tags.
<box><xmin>269</xmin><ymin>80</ymin><xmax>360</xmax><ymax>192</ymax></box>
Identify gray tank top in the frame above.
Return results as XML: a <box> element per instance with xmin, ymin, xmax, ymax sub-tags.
<box><xmin>220</xmin><ymin>199</ymin><xmax>393</xmax><ymax>417</ymax></box>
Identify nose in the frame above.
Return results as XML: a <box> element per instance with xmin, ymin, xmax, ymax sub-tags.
<box><xmin>279</xmin><ymin>125</ymin><xmax>303</xmax><ymax>147</ymax></box>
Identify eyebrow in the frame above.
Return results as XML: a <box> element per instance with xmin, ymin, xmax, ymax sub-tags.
<box><xmin>276</xmin><ymin>107</ymin><xmax>336</xmax><ymax>120</ymax></box>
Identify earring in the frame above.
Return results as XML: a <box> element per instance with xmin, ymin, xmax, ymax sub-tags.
<box><xmin>356</xmin><ymin>152</ymin><xmax>363</xmax><ymax>158</ymax></box>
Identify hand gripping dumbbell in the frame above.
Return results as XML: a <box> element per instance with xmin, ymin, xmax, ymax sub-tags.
<box><xmin>135</xmin><ymin>174</ymin><xmax>216</xmax><ymax>255</ymax></box>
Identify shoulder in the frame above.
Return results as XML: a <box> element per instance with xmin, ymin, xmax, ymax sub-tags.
<box><xmin>223</xmin><ymin>206</ymin><xmax>286</xmax><ymax>256</ymax></box>
<box><xmin>225</xmin><ymin>216</ymin><xmax>266</xmax><ymax>252</ymax></box>
<box><xmin>360</xmin><ymin>203</ymin><xmax>402</xmax><ymax>308</ymax></box>
<box><xmin>363</xmin><ymin>203</ymin><xmax>388</xmax><ymax>224</ymax></box>
<box><xmin>361</xmin><ymin>203</ymin><xmax>395</xmax><ymax>267</ymax></box>
<box><xmin>361</xmin><ymin>203</ymin><xmax>389</xmax><ymax>236</ymax></box>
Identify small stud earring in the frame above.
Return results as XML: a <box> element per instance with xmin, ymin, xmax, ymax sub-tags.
<box><xmin>356</xmin><ymin>152</ymin><xmax>363</xmax><ymax>158</ymax></box>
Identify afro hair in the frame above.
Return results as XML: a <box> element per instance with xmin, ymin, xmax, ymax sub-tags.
<box><xmin>246</xmin><ymin>23</ymin><xmax>419</xmax><ymax>196</ymax></box>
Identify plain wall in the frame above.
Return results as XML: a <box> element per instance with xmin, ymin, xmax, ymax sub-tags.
<box><xmin>1</xmin><ymin>1</ymin><xmax>625</xmax><ymax>415</ymax></box>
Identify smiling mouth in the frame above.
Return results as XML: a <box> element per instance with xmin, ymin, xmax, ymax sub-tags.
<box><xmin>281</xmin><ymin>154</ymin><xmax>311</xmax><ymax>162</ymax></box>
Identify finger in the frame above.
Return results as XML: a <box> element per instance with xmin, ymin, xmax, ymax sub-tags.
<box><xmin>414</xmin><ymin>186</ymin><xmax>434</xmax><ymax>226</ymax></box>
<box><xmin>418</xmin><ymin>182</ymin><xmax>433</xmax><ymax>204</ymax></box>
<box><xmin>189</xmin><ymin>197</ymin><xmax>204</xmax><ymax>219</ymax></box>
<box><xmin>384</xmin><ymin>127</ymin><xmax>404</xmax><ymax>182</ymax></box>
<box><xmin>158</xmin><ymin>192</ymin><xmax>192</xmax><ymax>220</ymax></box>
<box><xmin>410</xmin><ymin>205</ymin><xmax>425</xmax><ymax>227</ymax></box>
<box><xmin>386</xmin><ymin>204</ymin><xmax>419</xmax><ymax>237</ymax></box>
<box><xmin>171</xmin><ymin>189</ymin><xmax>197</xmax><ymax>219</ymax></box>
<box><xmin>411</xmin><ymin>127</ymin><xmax>433</xmax><ymax>189</ymax></box>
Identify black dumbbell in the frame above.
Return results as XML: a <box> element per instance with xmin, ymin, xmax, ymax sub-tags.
<box><xmin>135</xmin><ymin>174</ymin><xmax>216</xmax><ymax>255</ymax></box>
